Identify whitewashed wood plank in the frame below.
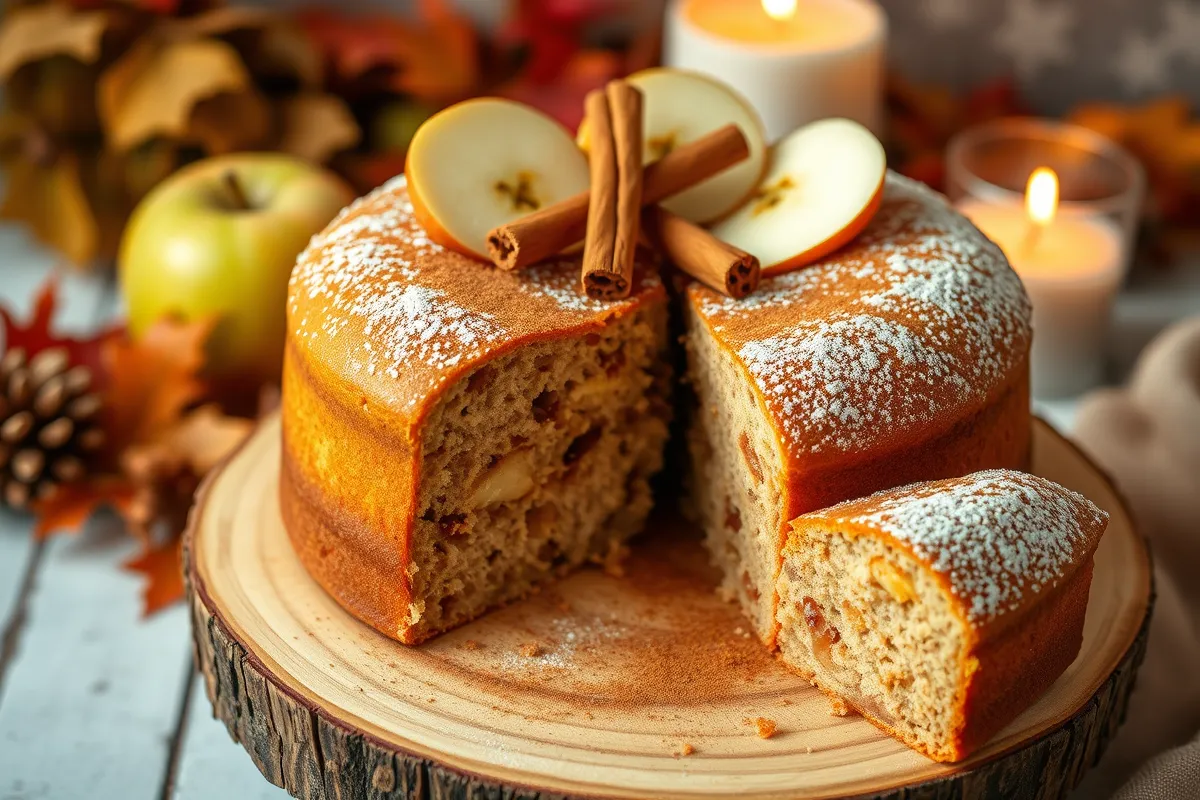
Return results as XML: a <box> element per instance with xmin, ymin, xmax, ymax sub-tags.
<box><xmin>0</xmin><ymin>230</ymin><xmax>118</xmax><ymax>677</ymax></box>
<box><xmin>0</xmin><ymin>512</ymin><xmax>193</xmax><ymax>800</ymax></box>
<box><xmin>0</xmin><ymin>511</ymin><xmax>38</xmax><ymax>647</ymax></box>
<box><xmin>173</xmin><ymin>675</ymin><xmax>289</xmax><ymax>800</ymax></box>
<box><xmin>0</xmin><ymin>266</ymin><xmax>197</xmax><ymax>799</ymax></box>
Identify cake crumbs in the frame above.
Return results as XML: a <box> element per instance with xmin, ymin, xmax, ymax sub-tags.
<box><xmin>461</xmin><ymin>639</ymin><xmax>482</xmax><ymax>651</ymax></box>
<box><xmin>829</xmin><ymin>697</ymin><xmax>852</xmax><ymax>717</ymax></box>
<box><xmin>519</xmin><ymin>643</ymin><xmax>543</xmax><ymax>658</ymax></box>
<box><xmin>674</xmin><ymin>743</ymin><xmax>696</xmax><ymax>757</ymax></box>
<box><xmin>590</xmin><ymin>541</ymin><xmax>630</xmax><ymax>578</ymax></box>
<box><xmin>753</xmin><ymin>717</ymin><xmax>777</xmax><ymax>739</ymax></box>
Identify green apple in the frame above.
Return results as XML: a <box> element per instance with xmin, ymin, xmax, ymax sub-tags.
<box><xmin>119</xmin><ymin>153</ymin><xmax>354</xmax><ymax>384</ymax></box>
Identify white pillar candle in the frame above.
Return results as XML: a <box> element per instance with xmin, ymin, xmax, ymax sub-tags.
<box><xmin>663</xmin><ymin>0</ymin><xmax>886</xmax><ymax>141</ymax></box>
<box><xmin>958</xmin><ymin>197</ymin><xmax>1124</xmax><ymax>398</ymax></box>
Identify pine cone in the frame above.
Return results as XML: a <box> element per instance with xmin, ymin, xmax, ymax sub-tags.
<box><xmin>0</xmin><ymin>346</ymin><xmax>105</xmax><ymax>510</ymax></box>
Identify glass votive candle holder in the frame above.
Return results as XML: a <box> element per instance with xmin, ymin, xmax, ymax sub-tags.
<box><xmin>946</xmin><ymin>118</ymin><xmax>1145</xmax><ymax>399</ymax></box>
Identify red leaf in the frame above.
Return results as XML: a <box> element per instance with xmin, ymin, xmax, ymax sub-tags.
<box><xmin>499</xmin><ymin>49</ymin><xmax>623</xmax><ymax>130</ymax></box>
<box><xmin>498</xmin><ymin>0</ymin><xmax>616</xmax><ymax>85</ymax></box>
<box><xmin>298</xmin><ymin>2</ymin><xmax>479</xmax><ymax>103</ymax></box>
<box><xmin>32</xmin><ymin>479</ymin><xmax>137</xmax><ymax>539</ymax></box>
<box><xmin>122</xmin><ymin>536</ymin><xmax>184</xmax><ymax>616</ymax></box>
<box><xmin>0</xmin><ymin>277</ymin><xmax>123</xmax><ymax>384</ymax></box>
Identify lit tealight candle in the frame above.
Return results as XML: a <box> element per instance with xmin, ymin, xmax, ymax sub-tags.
<box><xmin>664</xmin><ymin>0</ymin><xmax>886</xmax><ymax>140</ymax></box>
<box><xmin>959</xmin><ymin>168</ymin><xmax>1124</xmax><ymax>398</ymax></box>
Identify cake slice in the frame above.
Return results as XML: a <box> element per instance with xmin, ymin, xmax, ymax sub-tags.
<box><xmin>775</xmin><ymin>470</ymin><xmax>1108</xmax><ymax>762</ymax></box>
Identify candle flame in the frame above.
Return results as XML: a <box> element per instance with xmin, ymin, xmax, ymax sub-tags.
<box><xmin>1025</xmin><ymin>167</ymin><xmax>1059</xmax><ymax>227</ymax></box>
<box><xmin>762</xmin><ymin>0</ymin><xmax>797</xmax><ymax>21</ymax></box>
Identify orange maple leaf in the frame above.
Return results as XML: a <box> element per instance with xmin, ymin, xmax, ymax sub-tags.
<box><xmin>122</xmin><ymin>536</ymin><xmax>184</xmax><ymax>617</ymax></box>
<box><xmin>32</xmin><ymin>479</ymin><xmax>137</xmax><ymax>539</ymax></box>
<box><xmin>99</xmin><ymin>315</ymin><xmax>214</xmax><ymax>462</ymax></box>
<box><xmin>298</xmin><ymin>0</ymin><xmax>478</xmax><ymax>104</ymax></box>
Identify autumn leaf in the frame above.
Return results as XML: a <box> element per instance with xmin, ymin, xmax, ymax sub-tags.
<box><xmin>0</xmin><ymin>152</ymin><xmax>102</xmax><ymax>267</ymax></box>
<box><xmin>32</xmin><ymin>479</ymin><xmax>137</xmax><ymax>539</ymax></box>
<box><xmin>99</xmin><ymin>316</ymin><xmax>214</xmax><ymax>459</ymax></box>
<box><xmin>500</xmin><ymin>49</ymin><xmax>623</xmax><ymax>131</ymax></box>
<box><xmin>98</xmin><ymin>36</ymin><xmax>252</xmax><ymax>151</ymax></box>
<box><xmin>298</xmin><ymin>0</ymin><xmax>479</xmax><ymax>103</ymax></box>
<box><xmin>1067</xmin><ymin>96</ymin><xmax>1200</xmax><ymax>225</ymax></box>
<box><xmin>68</xmin><ymin>0</ymin><xmax>185</xmax><ymax>13</ymax></box>
<box><xmin>187</xmin><ymin>89</ymin><xmax>273</xmax><ymax>154</ymax></box>
<box><xmin>122</xmin><ymin>536</ymin><xmax>184</xmax><ymax>616</ymax></box>
<box><xmin>0</xmin><ymin>278</ymin><xmax>123</xmax><ymax>380</ymax></box>
<box><xmin>276</xmin><ymin>92</ymin><xmax>360</xmax><ymax>164</ymax></box>
<box><xmin>251</xmin><ymin>22</ymin><xmax>322</xmax><ymax>90</ymax></box>
<box><xmin>390</xmin><ymin>0</ymin><xmax>478</xmax><ymax>102</ymax></box>
<box><xmin>498</xmin><ymin>0</ymin><xmax>616</xmax><ymax>85</ymax></box>
<box><xmin>162</xmin><ymin>404</ymin><xmax>253</xmax><ymax>474</ymax></box>
<box><xmin>0</xmin><ymin>3</ymin><xmax>109</xmax><ymax>81</ymax></box>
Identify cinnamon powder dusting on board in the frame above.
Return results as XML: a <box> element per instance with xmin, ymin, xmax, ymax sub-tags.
<box><xmin>421</xmin><ymin>519</ymin><xmax>782</xmax><ymax>708</ymax></box>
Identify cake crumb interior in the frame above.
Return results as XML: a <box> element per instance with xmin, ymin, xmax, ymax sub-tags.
<box><xmin>776</xmin><ymin>527</ymin><xmax>965</xmax><ymax>760</ymax></box>
<box><xmin>408</xmin><ymin>306</ymin><xmax>672</xmax><ymax>638</ymax></box>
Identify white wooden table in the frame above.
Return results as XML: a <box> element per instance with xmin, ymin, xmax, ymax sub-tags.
<box><xmin>0</xmin><ymin>224</ymin><xmax>1180</xmax><ymax>799</ymax></box>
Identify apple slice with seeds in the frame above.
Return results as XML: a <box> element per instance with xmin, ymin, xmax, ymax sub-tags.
<box><xmin>578</xmin><ymin>68</ymin><xmax>768</xmax><ymax>225</ymax></box>
<box><xmin>711</xmin><ymin>118</ymin><xmax>886</xmax><ymax>277</ymax></box>
<box><xmin>406</xmin><ymin>99</ymin><xmax>589</xmax><ymax>260</ymax></box>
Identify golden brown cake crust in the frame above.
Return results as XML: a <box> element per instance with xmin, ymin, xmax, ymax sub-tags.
<box><xmin>282</xmin><ymin>176</ymin><xmax>666</xmax><ymax>642</ymax></box>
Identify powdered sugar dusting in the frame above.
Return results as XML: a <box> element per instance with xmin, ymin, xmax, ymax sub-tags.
<box><xmin>289</xmin><ymin>175</ymin><xmax>661</xmax><ymax>408</ymax></box>
<box><xmin>821</xmin><ymin>470</ymin><xmax>1107</xmax><ymax>622</ymax></box>
<box><xmin>694</xmin><ymin>173</ymin><xmax>1031</xmax><ymax>456</ymax></box>
<box><xmin>496</xmin><ymin>615</ymin><xmax>628</xmax><ymax>672</ymax></box>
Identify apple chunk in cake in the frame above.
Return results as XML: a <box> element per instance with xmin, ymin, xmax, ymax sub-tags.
<box><xmin>407</xmin><ymin>304</ymin><xmax>672</xmax><ymax>640</ymax></box>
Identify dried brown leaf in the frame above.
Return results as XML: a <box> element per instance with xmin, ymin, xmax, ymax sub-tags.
<box><xmin>0</xmin><ymin>153</ymin><xmax>99</xmax><ymax>266</ymax></box>
<box><xmin>98</xmin><ymin>36</ymin><xmax>251</xmax><ymax>151</ymax></box>
<box><xmin>164</xmin><ymin>404</ymin><xmax>253</xmax><ymax>474</ymax></box>
<box><xmin>277</xmin><ymin>93</ymin><xmax>360</xmax><ymax>163</ymax></box>
<box><xmin>188</xmin><ymin>89</ymin><xmax>273</xmax><ymax>154</ymax></box>
<box><xmin>0</xmin><ymin>4</ymin><xmax>109</xmax><ymax>81</ymax></box>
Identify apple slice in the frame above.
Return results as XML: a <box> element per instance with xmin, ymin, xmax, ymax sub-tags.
<box><xmin>579</xmin><ymin>68</ymin><xmax>768</xmax><ymax>225</ymax></box>
<box><xmin>406</xmin><ymin>98</ymin><xmax>589</xmax><ymax>259</ymax></box>
<box><xmin>711</xmin><ymin>118</ymin><xmax>886</xmax><ymax>276</ymax></box>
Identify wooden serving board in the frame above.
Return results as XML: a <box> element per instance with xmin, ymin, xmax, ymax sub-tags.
<box><xmin>185</xmin><ymin>415</ymin><xmax>1152</xmax><ymax>800</ymax></box>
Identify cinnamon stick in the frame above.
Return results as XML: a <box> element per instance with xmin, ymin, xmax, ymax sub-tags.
<box><xmin>581</xmin><ymin>88</ymin><xmax>620</xmax><ymax>298</ymax></box>
<box><xmin>607</xmin><ymin>81</ymin><xmax>643</xmax><ymax>297</ymax></box>
<box><xmin>487</xmin><ymin>123</ymin><xmax>749</xmax><ymax>271</ymax></box>
<box><xmin>643</xmin><ymin>206</ymin><xmax>760</xmax><ymax>299</ymax></box>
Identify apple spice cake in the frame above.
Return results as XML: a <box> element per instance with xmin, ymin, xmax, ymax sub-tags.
<box><xmin>282</xmin><ymin>176</ymin><xmax>672</xmax><ymax>644</ymax></box>
<box><xmin>776</xmin><ymin>470</ymin><xmax>1109</xmax><ymax>762</ymax></box>
<box><xmin>685</xmin><ymin>173</ymin><xmax>1033</xmax><ymax>644</ymax></box>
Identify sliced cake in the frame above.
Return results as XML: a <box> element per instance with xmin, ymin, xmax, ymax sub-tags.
<box><xmin>684</xmin><ymin>173</ymin><xmax>1034</xmax><ymax>644</ymax></box>
<box><xmin>775</xmin><ymin>470</ymin><xmax>1109</xmax><ymax>762</ymax></box>
<box><xmin>282</xmin><ymin>176</ymin><xmax>672</xmax><ymax>644</ymax></box>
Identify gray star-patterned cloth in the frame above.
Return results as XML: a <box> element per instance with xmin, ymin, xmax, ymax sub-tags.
<box><xmin>882</xmin><ymin>0</ymin><xmax>1200</xmax><ymax>111</ymax></box>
